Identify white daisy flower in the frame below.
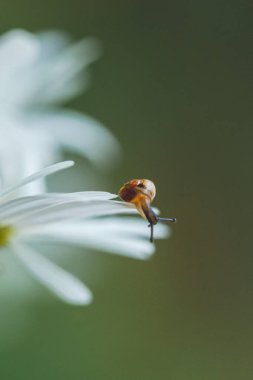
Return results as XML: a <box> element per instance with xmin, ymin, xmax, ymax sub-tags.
<box><xmin>0</xmin><ymin>161</ymin><xmax>169</xmax><ymax>305</ymax></box>
<box><xmin>0</xmin><ymin>29</ymin><xmax>121</xmax><ymax>193</ymax></box>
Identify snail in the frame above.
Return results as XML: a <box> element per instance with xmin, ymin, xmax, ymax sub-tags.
<box><xmin>119</xmin><ymin>179</ymin><xmax>176</xmax><ymax>242</ymax></box>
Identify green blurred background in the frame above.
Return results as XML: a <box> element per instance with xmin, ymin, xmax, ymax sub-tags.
<box><xmin>1</xmin><ymin>1</ymin><xmax>253</xmax><ymax>379</ymax></box>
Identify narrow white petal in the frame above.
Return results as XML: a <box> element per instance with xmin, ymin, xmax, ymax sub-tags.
<box><xmin>16</xmin><ymin>201</ymin><xmax>137</xmax><ymax>226</ymax></box>
<box><xmin>11</xmin><ymin>241</ymin><xmax>92</xmax><ymax>305</ymax></box>
<box><xmin>0</xmin><ymin>198</ymin><xmax>68</xmax><ymax>224</ymax></box>
<box><xmin>53</xmin><ymin>191</ymin><xmax>118</xmax><ymax>200</ymax></box>
<box><xmin>0</xmin><ymin>192</ymin><xmax>117</xmax><ymax>217</ymax></box>
<box><xmin>0</xmin><ymin>161</ymin><xmax>74</xmax><ymax>198</ymax></box>
<box><xmin>0</xmin><ymin>193</ymin><xmax>118</xmax><ymax>225</ymax></box>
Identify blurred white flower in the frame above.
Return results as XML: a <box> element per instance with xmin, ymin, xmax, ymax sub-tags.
<box><xmin>0</xmin><ymin>161</ymin><xmax>169</xmax><ymax>305</ymax></box>
<box><xmin>0</xmin><ymin>29</ymin><xmax>121</xmax><ymax>193</ymax></box>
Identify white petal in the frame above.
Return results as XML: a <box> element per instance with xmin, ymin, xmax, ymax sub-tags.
<box><xmin>11</xmin><ymin>241</ymin><xmax>92</xmax><ymax>305</ymax></box>
<box><xmin>16</xmin><ymin>201</ymin><xmax>137</xmax><ymax>226</ymax></box>
<box><xmin>0</xmin><ymin>161</ymin><xmax>74</xmax><ymax>198</ymax></box>
<box><xmin>0</xmin><ymin>193</ymin><xmax>118</xmax><ymax>224</ymax></box>
<box><xmin>27</xmin><ymin>110</ymin><xmax>122</xmax><ymax>169</ymax></box>
<box><xmin>22</xmin><ymin>218</ymin><xmax>170</xmax><ymax>259</ymax></box>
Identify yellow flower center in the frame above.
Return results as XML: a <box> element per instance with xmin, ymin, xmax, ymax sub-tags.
<box><xmin>0</xmin><ymin>225</ymin><xmax>14</xmax><ymax>246</ymax></box>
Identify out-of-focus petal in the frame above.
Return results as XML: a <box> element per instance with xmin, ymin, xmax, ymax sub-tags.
<box><xmin>0</xmin><ymin>29</ymin><xmax>120</xmax><ymax>189</ymax></box>
<box><xmin>0</xmin><ymin>29</ymin><xmax>38</xmax><ymax>66</ymax></box>
<box><xmin>26</xmin><ymin>110</ymin><xmax>122</xmax><ymax>169</ymax></box>
<box><xmin>0</xmin><ymin>29</ymin><xmax>39</xmax><ymax>84</ymax></box>
<box><xmin>0</xmin><ymin>29</ymin><xmax>101</xmax><ymax>107</ymax></box>
<box><xmin>0</xmin><ymin>30</ymin><xmax>40</xmax><ymax>107</ymax></box>
<box><xmin>29</xmin><ymin>36</ymin><xmax>102</xmax><ymax>105</ymax></box>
